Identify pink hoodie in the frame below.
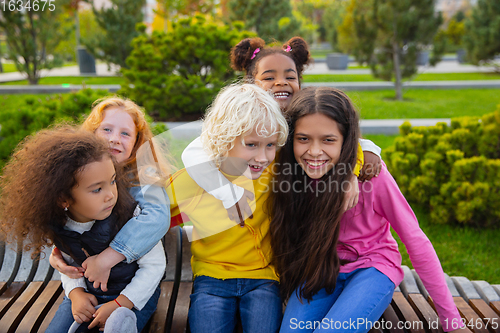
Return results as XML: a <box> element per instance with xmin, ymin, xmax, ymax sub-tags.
<box><xmin>338</xmin><ymin>163</ymin><xmax>462</xmax><ymax>331</ymax></box>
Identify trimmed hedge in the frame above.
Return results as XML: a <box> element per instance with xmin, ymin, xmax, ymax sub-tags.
<box><xmin>384</xmin><ymin>107</ymin><xmax>500</xmax><ymax>227</ymax></box>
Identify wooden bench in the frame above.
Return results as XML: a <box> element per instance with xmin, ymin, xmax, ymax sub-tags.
<box><xmin>1</xmin><ymin>227</ymin><xmax>499</xmax><ymax>333</ymax></box>
<box><xmin>0</xmin><ymin>226</ymin><xmax>193</xmax><ymax>333</ymax></box>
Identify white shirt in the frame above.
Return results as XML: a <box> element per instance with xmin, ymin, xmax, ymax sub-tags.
<box><xmin>60</xmin><ymin>216</ymin><xmax>166</xmax><ymax>310</ymax></box>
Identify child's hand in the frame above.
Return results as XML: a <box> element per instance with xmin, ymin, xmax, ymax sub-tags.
<box><xmin>82</xmin><ymin>247</ymin><xmax>125</xmax><ymax>292</ymax></box>
<box><xmin>68</xmin><ymin>288</ymin><xmax>98</xmax><ymax>324</ymax></box>
<box><xmin>226</xmin><ymin>189</ymin><xmax>254</xmax><ymax>227</ymax></box>
<box><xmin>344</xmin><ymin>174</ymin><xmax>360</xmax><ymax>211</ymax></box>
<box><xmin>359</xmin><ymin>151</ymin><xmax>382</xmax><ymax>182</ymax></box>
<box><xmin>87</xmin><ymin>301</ymin><xmax>118</xmax><ymax>330</ymax></box>
<box><xmin>88</xmin><ymin>296</ymin><xmax>134</xmax><ymax>330</ymax></box>
<box><xmin>49</xmin><ymin>247</ymin><xmax>85</xmax><ymax>278</ymax></box>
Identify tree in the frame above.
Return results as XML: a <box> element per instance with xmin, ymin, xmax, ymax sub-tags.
<box><xmin>154</xmin><ymin>0</ymin><xmax>217</xmax><ymax>32</ymax></box>
<box><xmin>228</xmin><ymin>0</ymin><xmax>302</xmax><ymax>42</ymax></box>
<box><xmin>120</xmin><ymin>17</ymin><xmax>254</xmax><ymax>120</ymax></box>
<box><xmin>463</xmin><ymin>0</ymin><xmax>500</xmax><ymax>72</ymax></box>
<box><xmin>338</xmin><ymin>0</ymin><xmax>443</xmax><ymax>100</ymax></box>
<box><xmin>54</xmin><ymin>9</ymin><xmax>104</xmax><ymax>62</ymax></box>
<box><xmin>83</xmin><ymin>0</ymin><xmax>146</xmax><ymax>70</ymax></box>
<box><xmin>0</xmin><ymin>5</ymin><xmax>72</xmax><ymax>84</ymax></box>
<box><xmin>322</xmin><ymin>0</ymin><xmax>349</xmax><ymax>51</ymax></box>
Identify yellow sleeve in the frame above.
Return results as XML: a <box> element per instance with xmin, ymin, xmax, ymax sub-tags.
<box><xmin>353</xmin><ymin>143</ymin><xmax>364</xmax><ymax>177</ymax></box>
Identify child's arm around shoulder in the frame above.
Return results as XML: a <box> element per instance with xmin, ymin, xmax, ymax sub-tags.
<box><xmin>83</xmin><ymin>185</ymin><xmax>170</xmax><ymax>291</ymax></box>
<box><xmin>181</xmin><ymin>136</ymin><xmax>254</xmax><ymax>223</ymax></box>
<box><xmin>109</xmin><ymin>185</ymin><xmax>170</xmax><ymax>262</ymax></box>
<box><xmin>358</xmin><ymin>138</ymin><xmax>382</xmax><ymax>182</ymax></box>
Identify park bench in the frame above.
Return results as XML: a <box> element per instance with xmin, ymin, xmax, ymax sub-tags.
<box><xmin>0</xmin><ymin>226</ymin><xmax>193</xmax><ymax>333</ymax></box>
<box><xmin>1</xmin><ymin>225</ymin><xmax>499</xmax><ymax>333</ymax></box>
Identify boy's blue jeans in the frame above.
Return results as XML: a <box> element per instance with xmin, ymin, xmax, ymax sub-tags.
<box><xmin>280</xmin><ymin>267</ymin><xmax>395</xmax><ymax>333</ymax></box>
<box><xmin>45</xmin><ymin>286</ymin><xmax>160</xmax><ymax>333</ymax></box>
<box><xmin>188</xmin><ymin>276</ymin><xmax>282</xmax><ymax>333</ymax></box>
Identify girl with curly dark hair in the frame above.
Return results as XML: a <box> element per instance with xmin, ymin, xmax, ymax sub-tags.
<box><xmin>0</xmin><ymin>126</ymin><xmax>165</xmax><ymax>332</ymax></box>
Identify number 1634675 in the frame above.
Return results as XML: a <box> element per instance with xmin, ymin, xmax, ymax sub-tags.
<box><xmin>1</xmin><ymin>0</ymin><xmax>55</xmax><ymax>12</ymax></box>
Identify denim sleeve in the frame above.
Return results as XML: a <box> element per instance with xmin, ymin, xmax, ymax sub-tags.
<box><xmin>110</xmin><ymin>185</ymin><xmax>170</xmax><ymax>263</ymax></box>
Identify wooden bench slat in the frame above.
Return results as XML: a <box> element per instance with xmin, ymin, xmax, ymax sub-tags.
<box><xmin>454</xmin><ymin>296</ymin><xmax>490</xmax><ymax>333</ymax></box>
<box><xmin>390</xmin><ymin>291</ymin><xmax>426</xmax><ymax>333</ymax></box>
<box><xmin>0</xmin><ymin>282</ymin><xmax>27</xmax><ymax>319</ymax></box>
<box><xmin>17</xmin><ymin>280</ymin><xmax>63</xmax><ymax>333</ymax></box>
<box><xmin>37</xmin><ymin>291</ymin><xmax>65</xmax><ymax>332</ymax></box>
<box><xmin>490</xmin><ymin>301</ymin><xmax>500</xmax><ymax>317</ymax></box>
<box><xmin>170</xmin><ymin>282</ymin><xmax>192</xmax><ymax>333</ymax></box>
<box><xmin>147</xmin><ymin>281</ymin><xmax>174</xmax><ymax>333</ymax></box>
<box><xmin>0</xmin><ymin>281</ymin><xmax>45</xmax><ymax>333</ymax></box>
<box><xmin>407</xmin><ymin>293</ymin><xmax>444</xmax><ymax>333</ymax></box>
<box><xmin>468</xmin><ymin>299</ymin><xmax>500</xmax><ymax>333</ymax></box>
<box><xmin>381</xmin><ymin>303</ymin><xmax>405</xmax><ymax>333</ymax></box>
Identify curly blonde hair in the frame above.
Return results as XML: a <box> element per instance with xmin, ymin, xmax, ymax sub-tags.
<box><xmin>201</xmin><ymin>84</ymin><xmax>288</xmax><ymax>166</ymax></box>
<box><xmin>83</xmin><ymin>96</ymin><xmax>171</xmax><ymax>184</ymax></box>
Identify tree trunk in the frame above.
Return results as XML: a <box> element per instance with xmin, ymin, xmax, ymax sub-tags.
<box><xmin>392</xmin><ymin>40</ymin><xmax>403</xmax><ymax>101</ymax></box>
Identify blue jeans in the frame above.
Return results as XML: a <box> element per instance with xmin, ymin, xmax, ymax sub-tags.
<box><xmin>189</xmin><ymin>276</ymin><xmax>282</xmax><ymax>333</ymax></box>
<box><xmin>45</xmin><ymin>286</ymin><xmax>160</xmax><ymax>333</ymax></box>
<box><xmin>280</xmin><ymin>267</ymin><xmax>395</xmax><ymax>333</ymax></box>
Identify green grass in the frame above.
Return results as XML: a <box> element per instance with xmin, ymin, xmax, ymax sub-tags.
<box><xmin>0</xmin><ymin>63</ymin><xmax>18</xmax><ymax>73</ymax></box>
<box><xmin>310</xmin><ymin>49</ymin><xmax>334</xmax><ymax>58</ymax></box>
<box><xmin>346</xmin><ymin>89</ymin><xmax>500</xmax><ymax>119</ymax></box>
<box><xmin>0</xmin><ymin>76</ymin><xmax>124</xmax><ymax>85</ymax></box>
<box><xmin>0</xmin><ymin>62</ymin><xmax>77</xmax><ymax>74</ymax></box>
<box><xmin>393</xmin><ymin>205</ymin><xmax>500</xmax><ymax>283</ymax></box>
<box><xmin>303</xmin><ymin>72</ymin><xmax>500</xmax><ymax>82</ymax></box>
<box><xmin>2</xmin><ymin>89</ymin><xmax>498</xmax><ymax>122</ymax></box>
<box><xmin>362</xmin><ymin>134</ymin><xmax>398</xmax><ymax>150</ymax></box>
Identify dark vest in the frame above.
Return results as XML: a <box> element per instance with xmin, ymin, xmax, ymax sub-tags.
<box><xmin>53</xmin><ymin>213</ymin><xmax>139</xmax><ymax>296</ymax></box>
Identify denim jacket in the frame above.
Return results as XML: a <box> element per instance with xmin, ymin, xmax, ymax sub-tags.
<box><xmin>110</xmin><ymin>185</ymin><xmax>170</xmax><ymax>263</ymax></box>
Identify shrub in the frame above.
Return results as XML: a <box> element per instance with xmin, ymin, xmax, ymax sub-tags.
<box><xmin>120</xmin><ymin>16</ymin><xmax>254</xmax><ymax>121</ymax></box>
<box><xmin>384</xmin><ymin>107</ymin><xmax>500</xmax><ymax>227</ymax></box>
<box><xmin>0</xmin><ymin>89</ymin><xmax>108</xmax><ymax>167</ymax></box>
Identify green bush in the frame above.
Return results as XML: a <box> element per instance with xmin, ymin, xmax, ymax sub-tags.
<box><xmin>120</xmin><ymin>16</ymin><xmax>254</xmax><ymax>120</ymax></box>
<box><xmin>0</xmin><ymin>89</ymin><xmax>108</xmax><ymax>167</ymax></box>
<box><xmin>384</xmin><ymin>107</ymin><xmax>500</xmax><ymax>227</ymax></box>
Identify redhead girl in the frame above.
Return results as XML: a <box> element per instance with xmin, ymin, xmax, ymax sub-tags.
<box><xmin>50</xmin><ymin>97</ymin><xmax>171</xmax><ymax>294</ymax></box>
<box><xmin>0</xmin><ymin>127</ymin><xmax>165</xmax><ymax>332</ymax></box>
<box><xmin>270</xmin><ymin>87</ymin><xmax>470</xmax><ymax>333</ymax></box>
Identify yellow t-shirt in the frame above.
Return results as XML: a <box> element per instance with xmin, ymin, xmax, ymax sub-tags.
<box><xmin>166</xmin><ymin>165</ymin><xmax>278</xmax><ymax>281</ymax></box>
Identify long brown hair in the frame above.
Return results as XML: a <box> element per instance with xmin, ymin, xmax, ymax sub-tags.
<box><xmin>0</xmin><ymin>125</ymin><xmax>136</xmax><ymax>255</ymax></box>
<box><xmin>269</xmin><ymin>87</ymin><xmax>360</xmax><ymax>301</ymax></box>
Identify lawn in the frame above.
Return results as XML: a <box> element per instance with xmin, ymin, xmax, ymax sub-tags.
<box><xmin>0</xmin><ymin>76</ymin><xmax>124</xmax><ymax>85</ymax></box>
<box><xmin>346</xmin><ymin>89</ymin><xmax>500</xmax><ymax>119</ymax></box>
<box><xmin>2</xmin><ymin>89</ymin><xmax>498</xmax><ymax>122</ymax></box>
<box><xmin>394</xmin><ymin>205</ymin><xmax>500</xmax><ymax>284</ymax></box>
<box><xmin>0</xmin><ymin>63</ymin><xmax>18</xmax><ymax>73</ymax></box>
<box><xmin>303</xmin><ymin>72</ymin><xmax>500</xmax><ymax>82</ymax></box>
